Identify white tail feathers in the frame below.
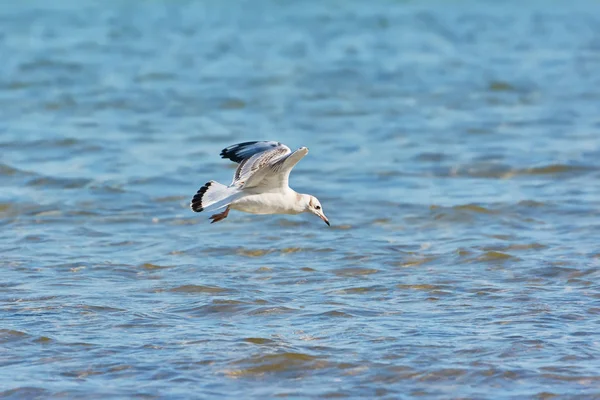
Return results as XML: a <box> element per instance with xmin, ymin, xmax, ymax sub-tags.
<box><xmin>190</xmin><ymin>181</ymin><xmax>240</xmax><ymax>213</ymax></box>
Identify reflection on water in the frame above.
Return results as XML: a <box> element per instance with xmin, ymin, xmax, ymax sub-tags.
<box><xmin>2</xmin><ymin>0</ymin><xmax>600</xmax><ymax>398</ymax></box>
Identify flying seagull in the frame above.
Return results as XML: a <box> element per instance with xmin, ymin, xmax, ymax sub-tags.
<box><xmin>190</xmin><ymin>141</ymin><xmax>329</xmax><ymax>226</ymax></box>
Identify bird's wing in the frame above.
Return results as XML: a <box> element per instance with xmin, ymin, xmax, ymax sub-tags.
<box><xmin>220</xmin><ymin>141</ymin><xmax>284</xmax><ymax>164</ymax></box>
<box><xmin>221</xmin><ymin>141</ymin><xmax>292</xmax><ymax>189</ymax></box>
<box><xmin>262</xmin><ymin>146</ymin><xmax>309</xmax><ymax>189</ymax></box>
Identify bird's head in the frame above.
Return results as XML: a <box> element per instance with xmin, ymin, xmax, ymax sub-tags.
<box><xmin>304</xmin><ymin>195</ymin><xmax>329</xmax><ymax>226</ymax></box>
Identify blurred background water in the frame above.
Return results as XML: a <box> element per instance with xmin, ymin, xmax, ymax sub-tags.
<box><xmin>2</xmin><ymin>0</ymin><xmax>600</xmax><ymax>398</ymax></box>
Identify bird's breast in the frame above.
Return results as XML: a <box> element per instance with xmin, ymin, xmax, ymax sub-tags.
<box><xmin>230</xmin><ymin>193</ymin><xmax>301</xmax><ymax>215</ymax></box>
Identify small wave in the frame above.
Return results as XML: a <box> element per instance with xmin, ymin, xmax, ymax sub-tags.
<box><xmin>139</xmin><ymin>263</ymin><xmax>174</xmax><ymax>270</ymax></box>
<box><xmin>224</xmin><ymin>352</ymin><xmax>325</xmax><ymax>378</ymax></box>
<box><xmin>0</xmin><ymin>329</ymin><xmax>30</xmax><ymax>343</ymax></box>
<box><xmin>175</xmin><ymin>299</ymin><xmax>254</xmax><ymax>315</ymax></box>
<box><xmin>333</xmin><ymin>267</ymin><xmax>379</xmax><ymax>276</ymax></box>
<box><xmin>26</xmin><ymin>176</ymin><xmax>92</xmax><ymax>189</ymax></box>
<box><xmin>167</xmin><ymin>285</ymin><xmax>231</xmax><ymax>294</ymax></box>
<box><xmin>247</xmin><ymin>306</ymin><xmax>297</xmax><ymax>316</ymax></box>
<box><xmin>0</xmin><ymin>388</ymin><xmax>49</xmax><ymax>398</ymax></box>
<box><xmin>476</xmin><ymin>251</ymin><xmax>519</xmax><ymax>262</ymax></box>
<box><xmin>237</xmin><ymin>248</ymin><xmax>273</xmax><ymax>257</ymax></box>
<box><xmin>436</xmin><ymin>162</ymin><xmax>596</xmax><ymax>179</ymax></box>
<box><xmin>242</xmin><ymin>337</ymin><xmax>277</xmax><ymax>345</ymax></box>
<box><xmin>0</xmin><ymin>162</ymin><xmax>36</xmax><ymax>177</ymax></box>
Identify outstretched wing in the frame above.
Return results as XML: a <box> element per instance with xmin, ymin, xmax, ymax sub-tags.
<box><xmin>220</xmin><ymin>141</ymin><xmax>284</xmax><ymax>163</ymax></box>
<box><xmin>219</xmin><ymin>141</ymin><xmax>308</xmax><ymax>189</ymax></box>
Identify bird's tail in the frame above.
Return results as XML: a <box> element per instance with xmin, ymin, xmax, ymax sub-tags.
<box><xmin>190</xmin><ymin>181</ymin><xmax>240</xmax><ymax>213</ymax></box>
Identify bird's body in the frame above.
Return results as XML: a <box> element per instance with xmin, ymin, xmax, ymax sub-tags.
<box><xmin>190</xmin><ymin>141</ymin><xmax>329</xmax><ymax>225</ymax></box>
<box><xmin>230</xmin><ymin>190</ymin><xmax>304</xmax><ymax>215</ymax></box>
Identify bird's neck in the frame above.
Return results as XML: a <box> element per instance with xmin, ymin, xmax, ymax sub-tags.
<box><xmin>293</xmin><ymin>192</ymin><xmax>310</xmax><ymax>213</ymax></box>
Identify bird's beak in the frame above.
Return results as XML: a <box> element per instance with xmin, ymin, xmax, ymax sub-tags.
<box><xmin>319</xmin><ymin>213</ymin><xmax>330</xmax><ymax>226</ymax></box>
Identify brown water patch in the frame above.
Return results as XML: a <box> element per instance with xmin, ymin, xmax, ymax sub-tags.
<box><xmin>518</xmin><ymin>200</ymin><xmax>546</xmax><ymax>207</ymax></box>
<box><xmin>331</xmin><ymin>224</ymin><xmax>352</xmax><ymax>230</ymax></box>
<box><xmin>153</xmin><ymin>195</ymin><xmax>188</xmax><ymax>203</ymax></box>
<box><xmin>488</xmin><ymin>81</ymin><xmax>515</xmax><ymax>91</ymax></box>
<box><xmin>248</xmin><ymin>306</ymin><xmax>296</xmax><ymax>316</ymax></box>
<box><xmin>333</xmin><ymin>267</ymin><xmax>379</xmax><ymax>277</ymax></box>
<box><xmin>456</xmin><ymin>248</ymin><xmax>473</xmax><ymax>257</ymax></box>
<box><xmin>237</xmin><ymin>248</ymin><xmax>272</xmax><ymax>257</ymax></box>
<box><xmin>277</xmin><ymin>219</ymin><xmax>307</xmax><ymax>227</ymax></box>
<box><xmin>225</xmin><ymin>352</ymin><xmax>325</xmax><ymax>378</ymax></box>
<box><xmin>281</xmin><ymin>247</ymin><xmax>303</xmax><ymax>254</ymax></box>
<box><xmin>396</xmin><ymin>284</ymin><xmax>451</xmax><ymax>295</ymax></box>
<box><xmin>26</xmin><ymin>176</ymin><xmax>92</xmax><ymax>189</ymax></box>
<box><xmin>168</xmin><ymin>285</ymin><xmax>230</xmax><ymax>294</ymax></box>
<box><xmin>391</xmin><ymin>256</ymin><xmax>438</xmax><ymax>268</ymax></box>
<box><xmin>315</xmin><ymin>310</ymin><xmax>353</xmax><ymax>318</ymax></box>
<box><xmin>536</xmin><ymin>392</ymin><xmax>559</xmax><ymax>400</ymax></box>
<box><xmin>188</xmin><ymin>300</ymin><xmax>252</xmax><ymax>315</ymax></box>
<box><xmin>0</xmin><ymin>329</ymin><xmax>29</xmax><ymax>343</ymax></box>
<box><xmin>482</xmin><ymin>243</ymin><xmax>546</xmax><ymax>252</ymax></box>
<box><xmin>78</xmin><ymin>305</ymin><xmax>126</xmax><ymax>314</ymax></box>
<box><xmin>140</xmin><ymin>263</ymin><xmax>173</xmax><ymax>270</ymax></box>
<box><xmin>452</xmin><ymin>204</ymin><xmax>500</xmax><ymax>214</ymax></box>
<box><xmin>370</xmin><ymin>365</ymin><xmax>420</xmax><ymax>383</ymax></box>
<box><xmin>279</xmin><ymin>247</ymin><xmax>335</xmax><ymax>254</ymax></box>
<box><xmin>418</xmin><ymin>368</ymin><xmax>468</xmax><ymax>382</ymax></box>
<box><xmin>439</xmin><ymin>163</ymin><xmax>594</xmax><ymax>179</ymax></box>
<box><xmin>523</xmin><ymin>164</ymin><xmax>592</xmax><ymax>175</ymax></box>
<box><xmin>372</xmin><ymin>218</ymin><xmax>392</xmax><ymax>224</ymax></box>
<box><xmin>33</xmin><ymin>336</ymin><xmax>53</xmax><ymax>344</ymax></box>
<box><xmin>341</xmin><ymin>286</ymin><xmax>387</xmax><ymax>294</ymax></box>
<box><xmin>501</xmin><ymin>164</ymin><xmax>594</xmax><ymax>179</ymax></box>
<box><xmin>220</xmin><ymin>98</ymin><xmax>246</xmax><ymax>110</ymax></box>
<box><xmin>477</xmin><ymin>251</ymin><xmax>519</xmax><ymax>262</ymax></box>
<box><xmin>243</xmin><ymin>337</ymin><xmax>277</xmax><ymax>345</ymax></box>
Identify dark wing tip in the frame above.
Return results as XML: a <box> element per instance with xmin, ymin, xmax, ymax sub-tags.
<box><xmin>220</xmin><ymin>141</ymin><xmax>260</xmax><ymax>163</ymax></box>
<box><xmin>219</xmin><ymin>141</ymin><xmax>280</xmax><ymax>163</ymax></box>
<box><xmin>190</xmin><ymin>181</ymin><xmax>211</xmax><ymax>212</ymax></box>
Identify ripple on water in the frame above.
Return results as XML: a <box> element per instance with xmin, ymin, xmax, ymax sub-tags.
<box><xmin>396</xmin><ymin>284</ymin><xmax>452</xmax><ymax>294</ymax></box>
<box><xmin>0</xmin><ymin>329</ymin><xmax>30</xmax><ymax>344</ymax></box>
<box><xmin>236</xmin><ymin>248</ymin><xmax>273</xmax><ymax>258</ymax></box>
<box><xmin>224</xmin><ymin>352</ymin><xmax>326</xmax><ymax>378</ymax></box>
<box><xmin>333</xmin><ymin>285</ymin><xmax>389</xmax><ymax>295</ymax></box>
<box><xmin>0</xmin><ymin>388</ymin><xmax>50</xmax><ymax>399</ymax></box>
<box><xmin>437</xmin><ymin>163</ymin><xmax>597</xmax><ymax>179</ymax></box>
<box><xmin>311</xmin><ymin>310</ymin><xmax>354</xmax><ymax>318</ymax></box>
<box><xmin>139</xmin><ymin>263</ymin><xmax>174</xmax><ymax>270</ymax></box>
<box><xmin>247</xmin><ymin>306</ymin><xmax>297</xmax><ymax>316</ymax></box>
<box><xmin>475</xmin><ymin>251</ymin><xmax>520</xmax><ymax>263</ymax></box>
<box><xmin>174</xmin><ymin>299</ymin><xmax>257</xmax><ymax>316</ymax></box>
<box><xmin>166</xmin><ymin>285</ymin><xmax>233</xmax><ymax>294</ymax></box>
<box><xmin>388</xmin><ymin>255</ymin><xmax>439</xmax><ymax>268</ymax></box>
<box><xmin>332</xmin><ymin>267</ymin><xmax>379</xmax><ymax>277</ymax></box>
<box><xmin>242</xmin><ymin>337</ymin><xmax>278</xmax><ymax>346</ymax></box>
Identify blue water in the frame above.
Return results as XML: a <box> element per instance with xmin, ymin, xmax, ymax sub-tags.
<box><xmin>2</xmin><ymin>0</ymin><xmax>600</xmax><ymax>398</ymax></box>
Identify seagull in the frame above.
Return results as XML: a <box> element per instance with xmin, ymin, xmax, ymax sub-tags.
<box><xmin>190</xmin><ymin>141</ymin><xmax>329</xmax><ymax>226</ymax></box>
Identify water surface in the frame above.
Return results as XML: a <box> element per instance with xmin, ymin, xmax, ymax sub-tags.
<box><xmin>2</xmin><ymin>0</ymin><xmax>600</xmax><ymax>398</ymax></box>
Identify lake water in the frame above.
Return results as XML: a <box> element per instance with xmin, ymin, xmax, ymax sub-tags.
<box><xmin>2</xmin><ymin>0</ymin><xmax>600</xmax><ymax>398</ymax></box>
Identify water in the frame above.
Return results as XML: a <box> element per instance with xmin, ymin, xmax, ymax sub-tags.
<box><xmin>2</xmin><ymin>0</ymin><xmax>600</xmax><ymax>398</ymax></box>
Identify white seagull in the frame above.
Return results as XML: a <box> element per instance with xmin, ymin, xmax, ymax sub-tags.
<box><xmin>190</xmin><ymin>141</ymin><xmax>329</xmax><ymax>226</ymax></box>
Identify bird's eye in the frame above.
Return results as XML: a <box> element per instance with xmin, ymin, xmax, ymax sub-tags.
<box><xmin>315</xmin><ymin>205</ymin><xmax>321</xmax><ymax>210</ymax></box>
